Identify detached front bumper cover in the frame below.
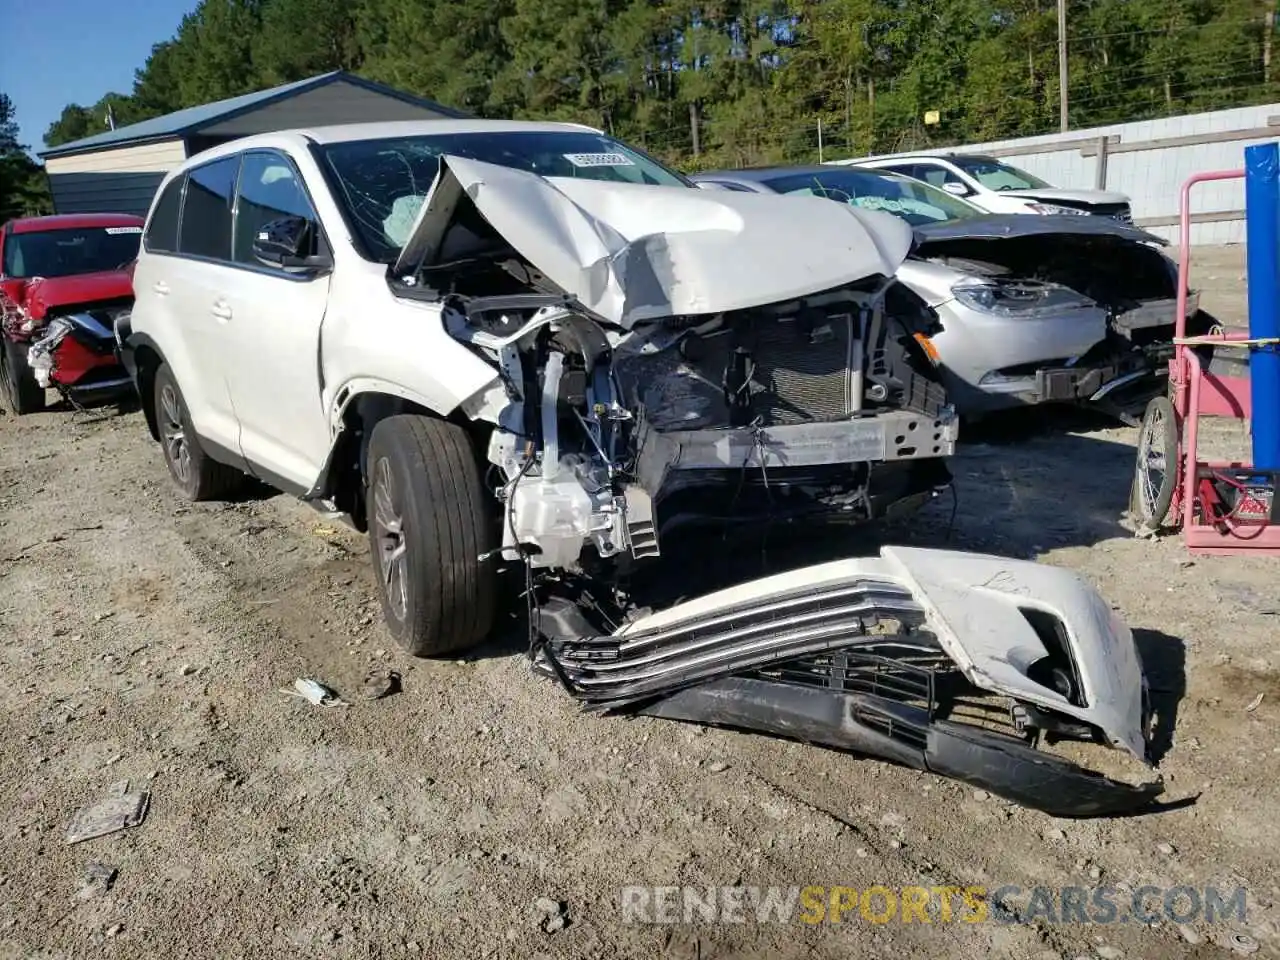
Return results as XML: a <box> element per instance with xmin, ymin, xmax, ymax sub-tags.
<box><xmin>534</xmin><ymin>546</ymin><xmax>1164</xmax><ymax>818</ymax></box>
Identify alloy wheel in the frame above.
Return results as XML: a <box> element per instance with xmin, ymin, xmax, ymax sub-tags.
<box><xmin>373</xmin><ymin>456</ymin><xmax>408</xmax><ymax>621</ymax></box>
<box><xmin>160</xmin><ymin>383</ymin><xmax>191</xmax><ymax>485</ymax></box>
<box><xmin>1133</xmin><ymin>395</ymin><xmax>1176</xmax><ymax>527</ymax></box>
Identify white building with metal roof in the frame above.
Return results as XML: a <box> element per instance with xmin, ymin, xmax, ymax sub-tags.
<box><xmin>38</xmin><ymin>71</ymin><xmax>465</xmax><ymax>217</ymax></box>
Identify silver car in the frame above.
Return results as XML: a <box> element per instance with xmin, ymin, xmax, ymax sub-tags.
<box><xmin>691</xmin><ymin>165</ymin><xmax>1203</xmax><ymax>418</ymax></box>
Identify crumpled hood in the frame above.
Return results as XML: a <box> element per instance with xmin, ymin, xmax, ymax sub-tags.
<box><xmin>395</xmin><ymin>155</ymin><xmax>914</xmax><ymax>327</ymax></box>
<box><xmin>998</xmin><ymin>186</ymin><xmax>1131</xmax><ymax>206</ymax></box>
<box><xmin>15</xmin><ymin>270</ymin><xmax>134</xmax><ymax>320</ymax></box>
<box><xmin>913</xmin><ymin>213</ymin><xmax>1163</xmax><ymax>248</ymax></box>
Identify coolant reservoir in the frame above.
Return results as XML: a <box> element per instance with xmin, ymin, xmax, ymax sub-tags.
<box><xmin>510</xmin><ymin>477</ymin><xmax>594</xmax><ymax>568</ymax></box>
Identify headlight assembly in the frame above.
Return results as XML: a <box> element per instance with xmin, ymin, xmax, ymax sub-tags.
<box><xmin>951</xmin><ymin>278</ymin><xmax>1097</xmax><ymax>318</ymax></box>
<box><xmin>1026</xmin><ymin>202</ymin><xmax>1090</xmax><ymax>216</ymax></box>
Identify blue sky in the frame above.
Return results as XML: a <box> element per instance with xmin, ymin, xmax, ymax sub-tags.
<box><xmin>1</xmin><ymin>0</ymin><xmax>198</xmax><ymax>154</ymax></box>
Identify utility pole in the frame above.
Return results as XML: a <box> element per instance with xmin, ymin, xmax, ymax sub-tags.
<box><xmin>1058</xmin><ymin>0</ymin><xmax>1069</xmax><ymax>132</ymax></box>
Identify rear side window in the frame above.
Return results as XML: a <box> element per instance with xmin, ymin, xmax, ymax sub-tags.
<box><xmin>144</xmin><ymin>176</ymin><xmax>184</xmax><ymax>253</ymax></box>
<box><xmin>179</xmin><ymin>156</ymin><xmax>240</xmax><ymax>261</ymax></box>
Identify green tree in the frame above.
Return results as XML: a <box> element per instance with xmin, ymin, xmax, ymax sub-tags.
<box><xmin>34</xmin><ymin>0</ymin><xmax>1280</xmax><ymax>172</ymax></box>
<box><xmin>0</xmin><ymin>93</ymin><xmax>53</xmax><ymax>221</ymax></box>
<box><xmin>253</xmin><ymin>0</ymin><xmax>364</xmax><ymax>84</ymax></box>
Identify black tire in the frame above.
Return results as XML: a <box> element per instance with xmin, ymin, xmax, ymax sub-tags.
<box><xmin>1129</xmin><ymin>394</ymin><xmax>1178</xmax><ymax>527</ymax></box>
<box><xmin>152</xmin><ymin>363</ymin><xmax>243</xmax><ymax>501</ymax></box>
<box><xmin>365</xmin><ymin>414</ymin><xmax>496</xmax><ymax>657</ymax></box>
<box><xmin>1</xmin><ymin>337</ymin><xmax>47</xmax><ymax>414</ymax></box>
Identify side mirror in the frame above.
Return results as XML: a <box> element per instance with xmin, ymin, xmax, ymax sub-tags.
<box><xmin>252</xmin><ymin>216</ymin><xmax>331</xmax><ymax>272</ymax></box>
<box><xmin>941</xmin><ymin>182</ymin><xmax>970</xmax><ymax>197</ymax></box>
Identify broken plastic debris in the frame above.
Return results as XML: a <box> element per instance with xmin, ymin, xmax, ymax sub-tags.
<box><xmin>361</xmin><ymin>668</ymin><xmax>401</xmax><ymax>701</ymax></box>
<box><xmin>75</xmin><ymin>862</ymin><xmax>118</xmax><ymax>900</ymax></box>
<box><xmin>1244</xmin><ymin>693</ymin><xmax>1264</xmax><ymax>713</ymax></box>
<box><xmin>282</xmin><ymin>678</ymin><xmax>349</xmax><ymax>708</ymax></box>
<box><xmin>65</xmin><ymin>781</ymin><xmax>150</xmax><ymax>844</ymax></box>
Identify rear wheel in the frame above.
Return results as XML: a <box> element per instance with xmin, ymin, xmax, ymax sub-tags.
<box><xmin>1</xmin><ymin>338</ymin><xmax>46</xmax><ymax>414</ymax></box>
<box><xmin>366</xmin><ymin>414</ymin><xmax>496</xmax><ymax>657</ymax></box>
<box><xmin>1130</xmin><ymin>394</ymin><xmax>1178</xmax><ymax>528</ymax></box>
<box><xmin>152</xmin><ymin>363</ymin><xmax>243</xmax><ymax>501</ymax></box>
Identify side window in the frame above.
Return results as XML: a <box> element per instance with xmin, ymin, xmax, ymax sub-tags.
<box><xmin>232</xmin><ymin>152</ymin><xmax>319</xmax><ymax>265</ymax></box>
<box><xmin>879</xmin><ymin>164</ymin><xmax>919</xmax><ymax>180</ymax></box>
<box><xmin>914</xmin><ymin>163</ymin><xmax>968</xmax><ymax>192</ymax></box>
<box><xmin>144</xmin><ymin>176</ymin><xmax>184</xmax><ymax>253</ymax></box>
<box><xmin>178</xmin><ymin>156</ymin><xmax>240</xmax><ymax>261</ymax></box>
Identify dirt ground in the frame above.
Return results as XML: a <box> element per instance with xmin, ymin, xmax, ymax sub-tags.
<box><xmin>1</xmin><ymin>245</ymin><xmax>1278</xmax><ymax>960</ymax></box>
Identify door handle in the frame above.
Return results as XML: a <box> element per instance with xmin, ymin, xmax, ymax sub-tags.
<box><xmin>152</xmin><ymin>281</ymin><xmax>170</xmax><ymax>295</ymax></box>
<box><xmin>211</xmin><ymin>300</ymin><xmax>232</xmax><ymax>321</ymax></box>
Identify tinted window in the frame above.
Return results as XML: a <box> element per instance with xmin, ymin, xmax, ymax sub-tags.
<box><xmin>320</xmin><ymin>131</ymin><xmax>689</xmax><ymax>262</ymax></box>
<box><xmin>233</xmin><ymin>152</ymin><xmax>318</xmax><ymax>265</ymax></box>
<box><xmin>2</xmin><ymin>226</ymin><xmax>143</xmax><ymax>279</ymax></box>
<box><xmin>145</xmin><ymin>176</ymin><xmax>184</xmax><ymax>253</ymax></box>
<box><xmin>179</xmin><ymin>156</ymin><xmax>239</xmax><ymax>260</ymax></box>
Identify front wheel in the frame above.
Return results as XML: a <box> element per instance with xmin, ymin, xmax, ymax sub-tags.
<box><xmin>1129</xmin><ymin>394</ymin><xmax>1178</xmax><ymax>528</ymax></box>
<box><xmin>365</xmin><ymin>415</ymin><xmax>497</xmax><ymax>657</ymax></box>
<box><xmin>1</xmin><ymin>338</ymin><xmax>47</xmax><ymax>414</ymax></box>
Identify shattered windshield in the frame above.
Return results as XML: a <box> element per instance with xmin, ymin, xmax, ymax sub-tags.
<box><xmin>949</xmin><ymin>156</ymin><xmax>1052</xmax><ymax>191</ymax></box>
<box><xmin>763</xmin><ymin>169</ymin><xmax>982</xmax><ymax>226</ymax></box>
<box><xmin>1</xmin><ymin>226</ymin><xmax>142</xmax><ymax>279</ymax></box>
<box><xmin>320</xmin><ymin>130</ymin><xmax>690</xmax><ymax>262</ymax></box>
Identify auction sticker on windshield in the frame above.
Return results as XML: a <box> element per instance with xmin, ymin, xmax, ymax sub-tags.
<box><xmin>564</xmin><ymin>152</ymin><xmax>635</xmax><ymax>168</ymax></box>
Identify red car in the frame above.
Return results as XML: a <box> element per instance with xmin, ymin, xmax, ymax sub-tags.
<box><xmin>0</xmin><ymin>212</ymin><xmax>142</xmax><ymax>414</ymax></box>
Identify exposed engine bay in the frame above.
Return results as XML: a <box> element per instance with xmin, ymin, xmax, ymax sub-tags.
<box><xmin>392</xmin><ymin>155</ymin><xmax>960</xmax><ymax>572</ymax></box>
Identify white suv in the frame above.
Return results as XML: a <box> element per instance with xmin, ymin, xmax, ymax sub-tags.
<box><xmin>121</xmin><ymin>120</ymin><xmax>958</xmax><ymax>656</ymax></box>
<box><xmin>848</xmin><ymin>153</ymin><xmax>1133</xmax><ymax>221</ymax></box>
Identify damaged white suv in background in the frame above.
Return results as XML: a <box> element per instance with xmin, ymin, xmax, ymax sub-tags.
<box><xmin>122</xmin><ymin>120</ymin><xmax>958</xmax><ymax>655</ymax></box>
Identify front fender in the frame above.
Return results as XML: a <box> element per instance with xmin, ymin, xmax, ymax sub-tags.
<box><xmin>324</xmin><ymin>375</ymin><xmax>498</xmax><ymax>439</ymax></box>
<box><xmin>305</xmin><ymin>375</ymin><xmax>501</xmax><ymax>502</ymax></box>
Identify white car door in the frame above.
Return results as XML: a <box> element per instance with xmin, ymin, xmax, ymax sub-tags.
<box><xmin>133</xmin><ymin>158</ymin><xmax>242</xmax><ymax>454</ymax></box>
<box><xmin>219</xmin><ymin>149</ymin><xmax>334</xmax><ymax>492</ymax></box>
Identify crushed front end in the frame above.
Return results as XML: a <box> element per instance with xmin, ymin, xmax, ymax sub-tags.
<box><xmin>27</xmin><ymin>306</ymin><xmax>134</xmax><ymax>406</ymax></box>
<box><xmin>912</xmin><ymin>223</ymin><xmax>1200</xmax><ymax>419</ymax></box>
<box><xmin>532</xmin><ymin>546</ymin><xmax>1164</xmax><ymax>818</ymax></box>
<box><xmin>398</xmin><ymin>155</ymin><xmax>959</xmax><ymax>573</ymax></box>
<box><xmin>447</xmin><ymin>284</ymin><xmax>957</xmax><ymax>571</ymax></box>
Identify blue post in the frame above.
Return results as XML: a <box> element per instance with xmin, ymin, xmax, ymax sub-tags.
<box><xmin>1244</xmin><ymin>142</ymin><xmax>1280</xmax><ymax>471</ymax></box>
